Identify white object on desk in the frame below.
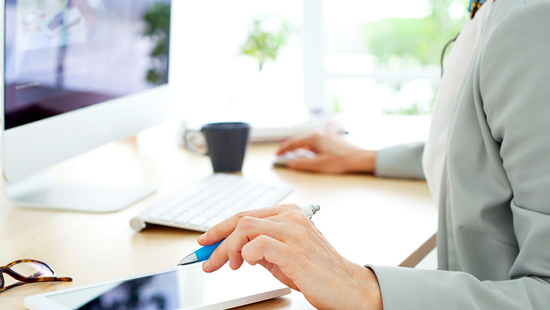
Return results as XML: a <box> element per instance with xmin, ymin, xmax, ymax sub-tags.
<box><xmin>273</xmin><ymin>149</ymin><xmax>317</xmax><ymax>167</ymax></box>
<box><xmin>24</xmin><ymin>264</ymin><xmax>291</xmax><ymax>310</ymax></box>
<box><xmin>181</xmin><ymin>114</ymin><xmax>346</xmax><ymax>145</ymax></box>
<box><xmin>130</xmin><ymin>174</ymin><xmax>292</xmax><ymax>232</ymax></box>
<box><xmin>249</xmin><ymin>122</ymin><xmax>323</xmax><ymax>142</ymax></box>
<box><xmin>183</xmin><ymin>121</ymin><xmax>324</xmax><ymax>146</ymax></box>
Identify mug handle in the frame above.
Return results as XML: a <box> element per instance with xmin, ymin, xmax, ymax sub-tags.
<box><xmin>183</xmin><ymin>128</ymin><xmax>209</xmax><ymax>156</ymax></box>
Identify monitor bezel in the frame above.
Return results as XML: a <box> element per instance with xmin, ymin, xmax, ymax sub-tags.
<box><xmin>1</xmin><ymin>0</ymin><xmax>171</xmax><ymax>182</ymax></box>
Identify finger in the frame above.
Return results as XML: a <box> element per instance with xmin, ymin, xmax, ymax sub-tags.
<box><xmin>198</xmin><ymin>204</ymin><xmax>301</xmax><ymax>246</ymax></box>
<box><xmin>263</xmin><ymin>209</ymin><xmax>313</xmax><ymax>227</ymax></box>
<box><xmin>242</xmin><ymin>235</ymin><xmax>298</xmax><ymax>285</ymax></box>
<box><xmin>276</xmin><ymin>134</ymin><xmax>321</xmax><ymax>155</ymax></box>
<box><xmin>287</xmin><ymin>156</ymin><xmax>331</xmax><ymax>172</ymax></box>
<box><xmin>226</xmin><ymin>217</ymin><xmax>286</xmax><ymax>270</ymax></box>
<box><xmin>242</xmin><ymin>235</ymin><xmax>291</xmax><ymax>266</ymax></box>
<box><xmin>203</xmin><ymin>216</ymin><xmax>290</xmax><ymax>272</ymax></box>
<box><xmin>257</xmin><ymin>259</ymin><xmax>299</xmax><ymax>291</ymax></box>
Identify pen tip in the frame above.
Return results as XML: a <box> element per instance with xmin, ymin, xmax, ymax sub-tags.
<box><xmin>178</xmin><ymin>253</ymin><xmax>199</xmax><ymax>266</ymax></box>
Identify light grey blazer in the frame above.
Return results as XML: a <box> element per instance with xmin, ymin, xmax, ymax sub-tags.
<box><xmin>370</xmin><ymin>0</ymin><xmax>550</xmax><ymax>308</ymax></box>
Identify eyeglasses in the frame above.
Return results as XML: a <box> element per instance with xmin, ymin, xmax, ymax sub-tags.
<box><xmin>0</xmin><ymin>259</ymin><xmax>72</xmax><ymax>293</ymax></box>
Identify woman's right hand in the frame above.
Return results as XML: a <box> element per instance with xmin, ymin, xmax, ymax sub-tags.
<box><xmin>198</xmin><ymin>204</ymin><xmax>383</xmax><ymax>310</ymax></box>
<box><xmin>276</xmin><ymin>132</ymin><xmax>377</xmax><ymax>174</ymax></box>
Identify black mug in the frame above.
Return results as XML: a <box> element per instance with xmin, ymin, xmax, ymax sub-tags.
<box><xmin>183</xmin><ymin>122</ymin><xmax>251</xmax><ymax>172</ymax></box>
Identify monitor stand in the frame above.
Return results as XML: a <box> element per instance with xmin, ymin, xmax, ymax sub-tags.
<box><xmin>3</xmin><ymin>171</ymin><xmax>155</xmax><ymax>213</ymax></box>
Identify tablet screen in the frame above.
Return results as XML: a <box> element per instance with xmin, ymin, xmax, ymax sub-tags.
<box><xmin>36</xmin><ymin>265</ymin><xmax>289</xmax><ymax>310</ymax></box>
<box><xmin>52</xmin><ymin>270</ymin><xmax>179</xmax><ymax>310</ymax></box>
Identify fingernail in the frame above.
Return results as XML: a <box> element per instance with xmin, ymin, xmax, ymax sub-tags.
<box><xmin>202</xmin><ymin>260</ymin><xmax>210</xmax><ymax>271</ymax></box>
<box><xmin>198</xmin><ymin>233</ymin><xmax>206</xmax><ymax>243</ymax></box>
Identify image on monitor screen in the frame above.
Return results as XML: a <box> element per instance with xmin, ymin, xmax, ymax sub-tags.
<box><xmin>4</xmin><ymin>0</ymin><xmax>171</xmax><ymax>129</ymax></box>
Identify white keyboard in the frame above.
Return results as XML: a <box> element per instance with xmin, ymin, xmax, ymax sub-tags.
<box><xmin>130</xmin><ymin>174</ymin><xmax>292</xmax><ymax>232</ymax></box>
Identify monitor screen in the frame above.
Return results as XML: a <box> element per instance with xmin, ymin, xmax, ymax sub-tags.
<box><xmin>4</xmin><ymin>0</ymin><xmax>170</xmax><ymax>130</ymax></box>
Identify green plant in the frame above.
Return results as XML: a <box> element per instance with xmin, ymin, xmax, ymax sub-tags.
<box><xmin>240</xmin><ymin>14</ymin><xmax>291</xmax><ymax>71</ymax></box>
<box><xmin>381</xmin><ymin>81</ymin><xmax>438</xmax><ymax>116</ymax></box>
<box><xmin>364</xmin><ymin>0</ymin><xmax>466</xmax><ymax>115</ymax></box>
<box><xmin>330</xmin><ymin>94</ymin><xmax>343</xmax><ymax>114</ymax></box>
<box><xmin>143</xmin><ymin>1</ymin><xmax>171</xmax><ymax>85</ymax></box>
<box><xmin>365</xmin><ymin>0</ymin><xmax>465</xmax><ymax>67</ymax></box>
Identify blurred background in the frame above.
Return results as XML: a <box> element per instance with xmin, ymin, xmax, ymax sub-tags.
<box><xmin>169</xmin><ymin>0</ymin><xmax>467</xmax><ymax>148</ymax></box>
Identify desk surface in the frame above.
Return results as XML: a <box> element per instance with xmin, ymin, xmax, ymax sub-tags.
<box><xmin>0</xmin><ymin>123</ymin><xmax>437</xmax><ymax>309</ymax></box>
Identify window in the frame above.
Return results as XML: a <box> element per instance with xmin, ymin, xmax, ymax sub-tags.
<box><xmin>314</xmin><ymin>0</ymin><xmax>467</xmax><ymax>146</ymax></box>
<box><xmin>171</xmin><ymin>1</ymin><xmax>466</xmax><ymax>144</ymax></box>
<box><xmin>322</xmin><ymin>0</ymin><xmax>466</xmax><ymax>115</ymax></box>
<box><xmin>171</xmin><ymin>1</ymin><xmax>307</xmax><ymax>127</ymax></box>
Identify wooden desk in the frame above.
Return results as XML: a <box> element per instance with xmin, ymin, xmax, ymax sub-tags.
<box><xmin>0</xmin><ymin>123</ymin><xmax>437</xmax><ymax>309</ymax></box>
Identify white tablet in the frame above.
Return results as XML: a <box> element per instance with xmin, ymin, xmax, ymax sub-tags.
<box><xmin>24</xmin><ymin>264</ymin><xmax>291</xmax><ymax>310</ymax></box>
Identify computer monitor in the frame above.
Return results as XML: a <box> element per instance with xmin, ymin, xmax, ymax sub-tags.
<box><xmin>1</xmin><ymin>0</ymin><xmax>172</xmax><ymax>212</ymax></box>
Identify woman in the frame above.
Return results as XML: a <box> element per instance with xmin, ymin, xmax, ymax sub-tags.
<box><xmin>197</xmin><ymin>0</ymin><xmax>550</xmax><ymax>308</ymax></box>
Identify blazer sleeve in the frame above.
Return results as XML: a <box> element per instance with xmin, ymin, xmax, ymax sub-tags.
<box><xmin>370</xmin><ymin>2</ymin><xmax>550</xmax><ymax>309</ymax></box>
<box><xmin>375</xmin><ymin>142</ymin><xmax>425</xmax><ymax>179</ymax></box>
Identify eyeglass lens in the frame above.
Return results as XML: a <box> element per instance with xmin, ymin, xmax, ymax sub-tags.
<box><xmin>12</xmin><ymin>261</ymin><xmax>54</xmax><ymax>278</ymax></box>
<box><xmin>2</xmin><ymin>261</ymin><xmax>55</xmax><ymax>287</ymax></box>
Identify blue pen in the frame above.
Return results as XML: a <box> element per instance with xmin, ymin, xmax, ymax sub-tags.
<box><xmin>178</xmin><ymin>240</ymin><xmax>223</xmax><ymax>266</ymax></box>
<box><xmin>177</xmin><ymin>205</ymin><xmax>320</xmax><ymax>266</ymax></box>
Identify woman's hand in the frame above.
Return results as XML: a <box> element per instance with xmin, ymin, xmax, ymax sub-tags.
<box><xmin>276</xmin><ymin>132</ymin><xmax>377</xmax><ymax>174</ymax></box>
<box><xmin>198</xmin><ymin>204</ymin><xmax>383</xmax><ymax>310</ymax></box>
